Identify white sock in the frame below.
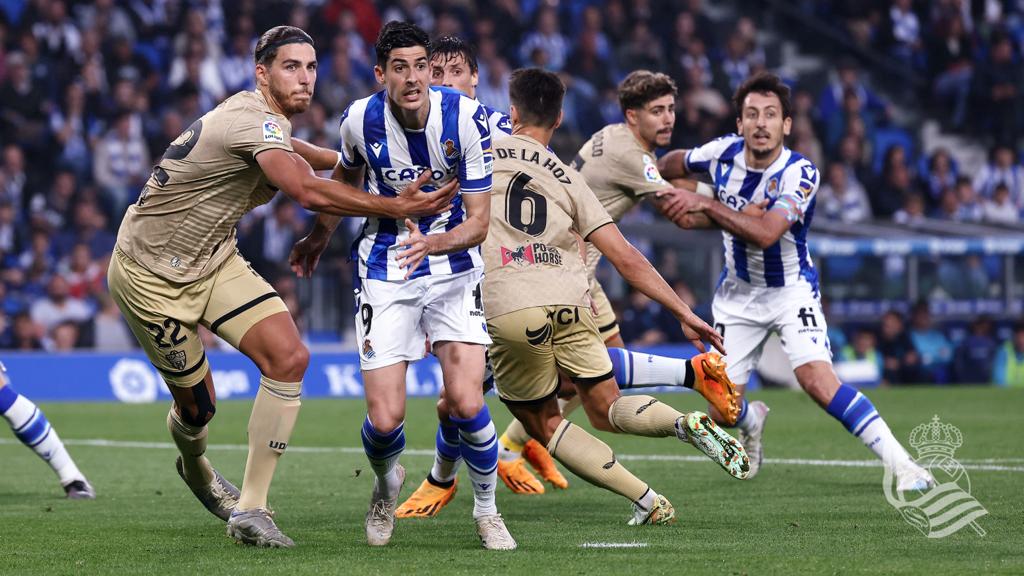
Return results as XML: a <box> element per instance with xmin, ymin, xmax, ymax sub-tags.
<box><xmin>608</xmin><ymin>348</ymin><xmax>690</xmax><ymax>388</ymax></box>
<box><xmin>859</xmin><ymin>417</ymin><xmax>913</xmax><ymax>468</ymax></box>
<box><xmin>635</xmin><ymin>488</ymin><xmax>657</xmax><ymax>512</ymax></box>
<box><xmin>1</xmin><ymin>389</ymin><xmax>84</xmax><ymax>485</ymax></box>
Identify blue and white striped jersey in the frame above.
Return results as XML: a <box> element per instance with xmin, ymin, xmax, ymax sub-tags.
<box><xmin>685</xmin><ymin>133</ymin><xmax>820</xmax><ymax>289</ymax></box>
<box><xmin>483</xmin><ymin>104</ymin><xmax>512</xmax><ymax>140</ymax></box>
<box><xmin>339</xmin><ymin>86</ymin><xmax>494</xmax><ymax>281</ymax></box>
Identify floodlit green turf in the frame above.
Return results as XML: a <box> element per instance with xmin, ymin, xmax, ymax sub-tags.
<box><xmin>1</xmin><ymin>388</ymin><xmax>1022</xmax><ymax>575</ymax></box>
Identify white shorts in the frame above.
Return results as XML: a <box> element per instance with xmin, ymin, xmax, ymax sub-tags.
<box><xmin>354</xmin><ymin>269</ymin><xmax>491</xmax><ymax>370</ymax></box>
<box><xmin>712</xmin><ymin>278</ymin><xmax>832</xmax><ymax>385</ymax></box>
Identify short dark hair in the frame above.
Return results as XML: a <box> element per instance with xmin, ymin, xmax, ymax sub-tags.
<box><xmin>509</xmin><ymin>68</ymin><xmax>564</xmax><ymax>128</ymax></box>
<box><xmin>431</xmin><ymin>35</ymin><xmax>477</xmax><ymax>73</ymax></box>
<box><xmin>618</xmin><ymin>70</ymin><xmax>677</xmax><ymax>113</ymax></box>
<box><xmin>732</xmin><ymin>72</ymin><xmax>792</xmax><ymax>120</ymax></box>
<box><xmin>254</xmin><ymin>26</ymin><xmax>314</xmax><ymax>66</ymax></box>
<box><xmin>375</xmin><ymin>21</ymin><xmax>430</xmax><ymax>67</ymax></box>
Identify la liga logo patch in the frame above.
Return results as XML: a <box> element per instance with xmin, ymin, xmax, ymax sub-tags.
<box><xmin>263</xmin><ymin>119</ymin><xmax>284</xmax><ymax>142</ymax></box>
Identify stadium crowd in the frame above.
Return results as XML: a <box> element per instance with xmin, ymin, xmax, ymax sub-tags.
<box><xmin>0</xmin><ymin>0</ymin><xmax>1021</xmax><ymax>386</ymax></box>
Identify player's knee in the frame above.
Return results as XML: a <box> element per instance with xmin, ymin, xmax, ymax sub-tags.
<box><xmin>448</xmin><ymin>394</ymin><xmax>484</xmax><ymax>420</ymax></box>
<box><xmin>435</xmin><ymin>397</ymin><xmax>451</xmax><ymax>423</ymax></box>
<box><xmin>262</xmin><ymin>343</ymin><xmax>309</xmax><ymax>380</ymax></box>
<box><xmin>179</xmin><ymin>398</ymin><xmax>216</xmax><ymax>427</ymax></box>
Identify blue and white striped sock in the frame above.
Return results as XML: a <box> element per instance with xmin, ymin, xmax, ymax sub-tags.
<box><xmin>607</xmin><ymin>348</ymin><xmax>693</xmax><ymax>389</ymax></box>
<box><xmin>0</xmin><ymin>385</ymin><xmax>83</xmax><ymax>485</ymax></box>
<box><xmin>429</xmin><ymin>422</ymin><xmax>462</xmax><ymax>485</ymax></box>
<box><xmin>451</xmin><ymin>405</ymin><xmax>498</xmax><ymax>517</ymax></box>
<box><xmin>360</xmin><ymin>415</ymin><xmax>405</xmax><ymax>497</ymax></box>
<box><xmin>826</xmin><ymin>384</ymin><xmax>907</xmax><ymax>465</ymax></box>
<box><xmin>728</xmin><ymin>398</ymin><xmax>750</xmax><ymax>429</ymax></box>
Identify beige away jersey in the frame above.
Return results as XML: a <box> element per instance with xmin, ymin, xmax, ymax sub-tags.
<box><xmin>483</xmin><ymin>135</ymin><xmax>614</xmax><ymax>319</ymax></box>
<box><xmin>572</xmin><ymin>123</ymin><xmax>669</xmax><ymax>272</ymax></box>
<box><xmin>116</xmin><ymin>90</ymin><xmax>293</xmax><ymax>282</ymax></box>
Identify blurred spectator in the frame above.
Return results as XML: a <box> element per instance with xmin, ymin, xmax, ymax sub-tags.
<box><xmin>239</xmin><ymin>199</ymin><xmax>307</xmax><ymax>279</ymax></box>
<box><xmin>893</xmin><ymin>192</ymin><xmax>926</xmax><ymax>225</ymax></box>
<box><xmin>927</xmin><ymin>11</ymin><xmax>973</xmax><ymax>128</ymax></box>
<box><xmin>616</xmin><ymin>21</ymin><xmax>665</xmax><ymax>74</ymax></box>
<box><xmin>973</xmin><ymin>145</ymin><xmax>1023</xmax><ymax>204</ymax></box>
<box><xmin>75</xmin><ymin>0</ymin><xmax>136</xmax><ymax>44</ymax></box>
<box><xmin>50</xmin><ymin>82</ymin><xmax>98</xmax><ymax>178</ymax></box>
<box><xmin>954</xmin><ymin>177</ymin><xmax>983</xmax><ymax>221</ymax></box>
<box><xmin>0</xmin><ymin>197</ymin><xmax>25</xmax><ymax>255</ymax></box>
<box><xmin>982</xmin><ymin>183</ymin><xmax>1020</xmax><ymax>225</ymax></box>
<box><xmin>57</xmin><ymin>243</ymin><xmax>104</xmax><ymax>300</ymax></box>
<box><xmin>28</xmin><ymin>169</ymin><xmax>77</xmax><ymax>231</ymax></box>
<box><xmin>908</xmin><ymin>302</ymin><xmax>953</xmax><ymax>383</ymax></box>
<box><xmin>878</xmin><ymin>310</ymin><xmax>922</xmax><ymax>384</ymax></box>
<box><xmin>9</xmin><ymin>311</ymin><xmax>44</xmax><ymax>350</ymax></box>
<box><xmin>993</xmin><ymin>322</ymin><xmax>1024</xmax><ymax>387</ymax></box>
<box><xmin>519</xmin><ymin>7</ymin><xmax>569</xmax><ymax>71</ymax></box>
<box><xmin>32</xmin><ymin>1</ymin><xmax>81</xmax><ymax>63</ymax></box>
<box><xmin>30</xmin><ymin>275</ymin><xmax>92</xmax><ymax>333</ymax></box>
<box><xmin>619</xmin><ymin>290</ymin><xmax>671</xmax><ymax>346</ymax></box>
<box><xmin>382</xmin><ymin>0</ymin><xmax>435</xmax><ymax>34</ymax></box>
<box><xmin>220</xmin><ymin>31</ymin><xmax>256</xmax><ymax>95</ymax></box>
<box><xmin>816</xmin><ymin>57</ymin><xmax>889</xmax><ymax>125</ymax></box>
<box><xmin>92</xmin><ymin>112</ymin><xmax>151</xmax><ymax>215</ymax></box>
<box><xmin>0</xmin><ymin>52</ymin><xmax>48</xmax><ymax>150</ymax></box>
<box><xmin>933</xmin><ymin>187</ymin><xmax>961</xmax><ymax>220</ymax></box>
<box><xmin>91</xmin><ymin>293</ymin><xmax>134</xmax><ymax>351</ymax></box>
<box><xmin>168</xmin><ymin>39</ymin><xmax>225</xmax><ymax>111</ymax></box>
<box><xmin>48</xmin><ymin>319</ymin><xmax>81</xmax><ymax>351</ymax></box>
<box><xmin>921</xmin><ymin>148</ymin><xmax>958</xmax><ymax>205</ymax></box>
<box><xmin>0</xmin><ymin>144</ymin><xmax>30</xmax><ymax>213</ymax></box>
<box><xmin>953</xmin><ymin>316</ymin><xmax>997</xmax><ymax>383</ymax></box>
<box><xmin>883</xmin><ymin>0</ymin><xmax>924</xmax><ymax>69</ymax></box>
<box><xmin>974</xmin><ymin>35</ymin><xmax>1021</xmax><ymax>147</ymax></box>
<box><xmin>53</xmin><ymin>199</ymin><xmax>115</xmax><ymax>261</ymax></box>
<box><xmin>819</xmin><ymin>162</ymin><xmax>872</xmax><ymax>222</ymax></box>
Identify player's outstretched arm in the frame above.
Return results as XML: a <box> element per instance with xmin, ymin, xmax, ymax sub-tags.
<box><xmin>256</xmin><ymin>149</ymin><xmax>456</xmax><ymax>218</ymax></box>
<box><xmin>290</xmin><ymin>137</ymin><xmax>343</xmax><ymax>171</ymax></box>
<box><xmin>396</xmin><ymin>191</ymin><xmax>490</xmax><ymax>278</ymax></box>
<box><xmin>587</xmin><ymin>223</ymin><xmax>725</xmax><ymax>354</ymax></box>
<box><xmin>688</xmin><ymin>191</ymin><xmax>790</xmax><ymax>249</ymax></box>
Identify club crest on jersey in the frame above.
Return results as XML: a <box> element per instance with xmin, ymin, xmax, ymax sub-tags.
<box><xmin>362</xmin><ymin>339</ymin><xmax>375</xmax><ymax>359</ymax></box>
<box><xmin>500</xmin><ymin>243</ymin><xmax>562</xmax><ymax>266</ymax></box>
<box><xmin>165</xmin><ymin>350</ymin><xmax>187</xmax><ymax>371</ymax></box>
<box><xmin>767</xmin><ymin>177</ymin><xmax>779</xmax><ymax>195</ymax></box>
<box><xmin>443</xmin><ymin>138</ymin><xmax>459</xmax><ymax>160</ymax></box>
<box><xmin>262</xmin><ymin>120</ymin><xmax>284</xmax><ymax>142</ymax></box>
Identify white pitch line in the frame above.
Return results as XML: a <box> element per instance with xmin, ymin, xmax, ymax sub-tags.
<box><xmin>2</xmin><ymin>438</ymin><xmax>1023</xmax><ymax>473</ymax></box>
<box><xmin>580</xmin><ymin>542</ymin><xmax>648</xmax><ymax>549</ymax></box>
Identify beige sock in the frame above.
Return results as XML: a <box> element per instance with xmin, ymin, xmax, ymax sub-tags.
<box><xmin>546</xmin><ymin>419</ymin><xmax>649</xmax><ymax>502</ymax></box>
<box><xmin>236</xmin><ymin>376</ymin><xmax>301</xmax><ymax>511</ymax></box>
<box><xmin>167</xmin><ymin>407</ymin><xmax>215</xmax><ymax>486</ymax></box>
<box><xmin>607</xmin><ymin>395</ymin><xmax>683</xmax><ymax>437</ymax></box>
<box><xmin>499</xmin><ymin>419</ymin><xmax>530</xmax><ymax>461</ymax></box>
<box><xmin>558</xmin><ymin>395</ymin><xmax>582</xmax><ymax>417</ymax></box>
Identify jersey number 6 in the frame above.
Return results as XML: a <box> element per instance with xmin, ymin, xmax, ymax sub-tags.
<box><xmin>505</xmin><ymin>172</ymin><xmax>547</xmax><ymax>236</ymax></box>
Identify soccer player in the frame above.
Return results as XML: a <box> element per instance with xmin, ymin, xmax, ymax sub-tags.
<box><xmin>1</xmin><ymin>362</ymin><xmax>95</xmax><ymax>499</ymax></box>
<box><xmin>475</xmin><ymin>67</ymin><xmax>748</xmax><ymax>526</ymax></box>
<box><xmin>396</xmin><ymin>34</ymin><xmax>561</xmax><ymax>517</ymax></box>
<box><xmin>654</xmin><ymin>72</ymin><xmax>934</xmax><ymax>490</ymax></box>
<box><xmin>108</xmin><ymin>25</ymin><xmax>454</xmax><ymax>548</ymax></box>
<box><xmin>288</xmin><ymin>22</ymin><xmax>515</xmax><ymax>550</ymax></box>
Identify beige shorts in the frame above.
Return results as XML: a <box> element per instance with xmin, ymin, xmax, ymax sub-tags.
<box><xmin>107</xmin><ymin>247</ymin><xmax>287</xmax><ymax>387</ymax></box>
<box><xmin>487</xmin><ymin>305</ymin><xmax>613</xmax><ymax>404</ymax></box>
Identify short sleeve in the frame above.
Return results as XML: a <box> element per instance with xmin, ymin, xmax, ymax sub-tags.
<box><xmin>570</xmin><ymin>177</ymin><xmax>614</xmax><ymax>239</ymax></box>
<box><xmin>227</xmin><ymin>109</ymin><xmax>293</xmax><ymax>159</ymax></box>
<box><xmin>458</xmin><ymin>101</ymin><xmax>494</xmax><ymax>193</ymax></box>
<box><xmin>771</xmin><ymin>160</ymin><xmax>820</xmax><ymax>224</ymax></box>
<box><xmin>615</xmin><ymin>149</ymin><xmax>669</xmax><ymax>197</ymax></box>
<box><xmin>684</xmin><ymin>134</ymin><xmax>741</xmax><ymax>175</ymax></box>
<box><xmin>337</xmin><ymin>104</ymin><xmax>365</xmax><ymax>169</ymax></box>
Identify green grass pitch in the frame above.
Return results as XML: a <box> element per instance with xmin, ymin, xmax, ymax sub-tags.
<box><xmin>1</xmin><ymin>387</ymin><xmax>1022</xmax><ymax>575</ymax></box>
